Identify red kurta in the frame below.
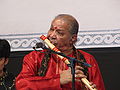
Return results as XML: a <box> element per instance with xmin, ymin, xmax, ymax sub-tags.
<box><xmin>15</xmin><ymin>50</ymin><xmax>105</xmax><ymax>90</ymax></box>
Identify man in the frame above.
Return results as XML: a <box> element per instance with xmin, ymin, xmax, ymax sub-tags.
<box><xmin>0</xmin><ymin>39</ymin><xmax>15</xmax><ymax>90</ymax></box>
<box><xmin>15</xmin><ymin>14</ymin><xmax>105</xmax><ymax>90</ymax></box>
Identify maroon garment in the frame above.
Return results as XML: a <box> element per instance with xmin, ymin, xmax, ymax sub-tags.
<box><xmin>15</xmin><ymin>50</ymin><xmax>105</xmax><ymax>90</ymax></box>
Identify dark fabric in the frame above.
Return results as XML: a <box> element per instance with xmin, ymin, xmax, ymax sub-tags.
<box><xmin>0</xmin><ymin>72</ymin><xmax>15</xmax><ymax>90</ymax></box>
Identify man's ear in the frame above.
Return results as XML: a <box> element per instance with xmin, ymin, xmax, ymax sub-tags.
<box><xmin>71</xmin><ymin>34</ymin><xmax>77</xmax><ymax>43</ymax></box>
<box><xmin>4</xmin><ymin>58</ymin><xmax>9</xmax><ymax>65</ymax></box>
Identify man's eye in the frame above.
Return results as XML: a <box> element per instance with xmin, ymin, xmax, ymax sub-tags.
<box><xmin>57</xmin><ymin>32</ymin><xmax>64</xmax><ymax>35</ymax></box>
<box><xmin>49</xmin><ymin>29</ymin><xmax>54</xmax><ymax>32</ymax></box>
<box><xmin>50</xmin><ymin>29</ymin><xmax>54</xmax><ymax>31</ymax></box>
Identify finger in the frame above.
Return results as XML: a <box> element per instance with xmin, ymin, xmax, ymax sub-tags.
<box><xmin>68</xmin><ymin>67</ymin><xmax>71</xmax><ymax>70</ymax></box>
<box><xmin>75</xmin><ymin>70</ymin><xmax>84</xmax><ymax>74</ymax></box>
<box><xmin>75</xmin><ymin>74</ymin><xmax>87</xmax><ymax>78</ymax></box>
<box><xmin>75</xmin><ymin>78</ymin><xmax>81</xmax><ymax>82</ymax></box>
<box><xmin>75</xmin><ymin>66</ymin><xmax>83</xmax><ymax>70</ymax></box>
<box><xmin>91</xmin><ymin>84</ymin><xmax>97</xmax><ymax>89</ymax></box>
<box><xmin>89</xmin><ymin>82</ymin><xmax>93</xmax><ymax>85</ymax></box>
<box><xmin>67</xmin><ymin>67</ymin><xmax>72</xmax><ymax>72</ymax></box>
<box><xmin>89</xmin><ymin>82</ymin><xmax>97</xmax><ymax>89</ymax></box>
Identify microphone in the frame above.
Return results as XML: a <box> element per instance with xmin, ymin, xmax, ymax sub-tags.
<box><xmin>33</xmin><ymin>42</ymin><xmax>47</xmax><ymax>50</ymax></box>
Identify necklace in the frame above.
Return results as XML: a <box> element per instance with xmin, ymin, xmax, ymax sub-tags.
<box><xmin>0</xmin><ymin>71</ymin><xmax>15</xmax><ymax>90</ymax></box>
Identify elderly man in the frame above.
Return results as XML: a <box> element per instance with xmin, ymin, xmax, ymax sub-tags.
<box><xmin>16</xmin><ymin>14</ymin><xmax>105</xmax><ymax>90</ymax></box>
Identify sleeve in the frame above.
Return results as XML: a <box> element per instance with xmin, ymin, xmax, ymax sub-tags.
<box><xmin>88</xmin><ymin>55</ymin><xmax>105</xmax><ymax>90</ymax></box>
<box><xmin>15</xmin><ymin>52</ymin><xmax>62</xmax><ymax>90</ymax></box>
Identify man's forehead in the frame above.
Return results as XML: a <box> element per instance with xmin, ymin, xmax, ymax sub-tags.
<box><xmin>50</xmin><ymin>18</ymin><xmax>71</xmax><ymax>31</ymax></box>
<box><xmin>51</xmin><ymin>25</ymin><xmax>58</xmax><ymax>29</ymax></box>
<box><xmin>51</xmin><ymin>19</ymin><xmax>70</xmax><ymax>27</ymax></box>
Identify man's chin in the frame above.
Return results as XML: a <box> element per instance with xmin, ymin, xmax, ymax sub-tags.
<box><xmin>52</xmin><ymin>44</ymin><xmax>60</xmax><ymax>50</ymax></box>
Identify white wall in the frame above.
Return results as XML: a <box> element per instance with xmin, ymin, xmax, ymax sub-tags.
<box><xmin>0</xmin><ymin>0</ymin><xmax>120</xmax><ymax>51</ymax></box>
<box><xmin>0</xmin><ymin>0</ymin><xmax>120</xmax><ymax>35</ymax></box>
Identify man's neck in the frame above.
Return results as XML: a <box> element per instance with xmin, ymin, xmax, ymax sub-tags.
<box><xmin>61</xmin><ymin>47</ymin><xmax>73</xmax><ymax>55</ymax></box>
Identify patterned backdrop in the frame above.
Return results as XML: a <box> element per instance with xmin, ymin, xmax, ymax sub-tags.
<box><xmin>0</xmin><ymin>29</ymin><xmax>120</xmax><ymax>51</ymax></box>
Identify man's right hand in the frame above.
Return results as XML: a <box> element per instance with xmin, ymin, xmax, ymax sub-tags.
<box><xmin>60</xmin><ymin>66</ymin><xmax>87</xmax><ymax>85</ymax></box>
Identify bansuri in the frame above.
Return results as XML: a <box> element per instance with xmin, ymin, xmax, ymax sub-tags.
<box><xmin>40</xmin><ymin>35</ymin><xmax>97</xmax><ymax>90</ymax></box>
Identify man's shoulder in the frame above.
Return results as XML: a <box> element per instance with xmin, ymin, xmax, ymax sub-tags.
<box><xmin>25</xmin><ymin>50</ymin><xmax>46</xmax><ymax>58</ymax></box>
<box><xmin>22</xmin><ymin>50</ymin><xmax>47</xmax><ymax>62</ymax></box>
<box><xmin>28</xmin><ymin>50</ymin><xmax>46</xmax><ymax>55</ymax></box>
<box><xmin>77</xmin><ymin>49</ymin><xmax>96</xmax><ymax>63</ymax></box>
<box><xmin>77</xmin><ymin>49</ymin><xmax>93</xmax><ymax>57</ymax></box>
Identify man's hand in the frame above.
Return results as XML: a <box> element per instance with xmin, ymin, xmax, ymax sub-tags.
<box><xmin>60</xmin><ymin>66</ymin><xmax>87</xmax><ymax>85</ymax></box>
<box><xmin>89</xmin><ymin>82</ymin><xmax>97</xmax><ymax>90</ymax></box>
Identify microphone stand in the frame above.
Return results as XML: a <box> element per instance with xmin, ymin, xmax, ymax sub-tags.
<box><xmin>34</xmin><ymin>47</ymin><xmax>91</xmax><ymax>90</ymax></box>
<box><xmin>70</xmin><ymin>57</ymin><xmax>76</xmax><ymax>90</ymax></box>
<box><xmin>46</xmin><ymin>49</ymin><xmax>91</xmax><ymax>90</ymax></box>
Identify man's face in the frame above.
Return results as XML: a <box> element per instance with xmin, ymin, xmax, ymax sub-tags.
<box><xmin>47</xmin><ymin>19</ymin><xmax>73</xmax><ymax>52</ymax></box>
<box><xmin>0</xmin><ymin>58</ymin><xmax>8</xmax><ymax>71</ymax></box>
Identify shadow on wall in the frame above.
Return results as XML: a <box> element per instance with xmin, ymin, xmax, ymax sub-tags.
<box><xmin>7</xmin><ymin>48</ymin><xmax>120</xmax><ymax>90</ymax></box>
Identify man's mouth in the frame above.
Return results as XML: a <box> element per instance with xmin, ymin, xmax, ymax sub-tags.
<box><xmin>49</xmin><ymin>40</ymin><xmax>57</xmax><ymax>46</ymax></box>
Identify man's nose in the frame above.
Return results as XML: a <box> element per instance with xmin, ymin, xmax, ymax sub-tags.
<box><xmin>50</xmin><ymin>31</ymin><xmax>56</xmax><ymax>38</ymax></box>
